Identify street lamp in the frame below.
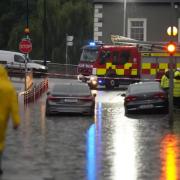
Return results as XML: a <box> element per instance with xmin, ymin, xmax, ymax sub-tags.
<box><xmin>123</xmin><ymin>0</ymin><xmax>127</xmax><ymax>36</ymax></box>
<box><xmin>167</xmin><ymin>26</ymin><xmax>178</xmax><ymax>36</ymax></box>
<box><xmin>43</xmin><ymin>0</ymin><xmax>47</xmax><ymax>66</ymax></box>
<box><xmin>26</xmin><ymin>0</ymin><xmax>29</xmax><ymax>29</ymax></box>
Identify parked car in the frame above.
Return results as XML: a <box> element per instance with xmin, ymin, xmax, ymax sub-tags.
<box><xmin>45</xmin><ymin>82</ymin><xmax>96</xmax><ymax>116</ymax></box>
<box><xmin>0</xmin><ymin>50</ymin><xmax>48</xmax><ymax>75</ymax></box>
<box><xmin>122</xmin><ymin>81</ymin><xmax>168</xmax><ymax>114</ymax></box>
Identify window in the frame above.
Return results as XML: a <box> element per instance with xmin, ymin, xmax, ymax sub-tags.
<box><xmin>80</xmin><ymin>48</ymin><xmax>98</xmax><ymax>62</ymax></box>
<box><xmin>119</xmin><ymin>51</ymin><xmax>131</xmax><ymax>65</ymax></box>
<box><xmin>99</xmin><ymin>50</ymin><xmax>111</xmax><ymax>64</ymax></box>
<box><xmin>128</xmin><ymin>18</ymin><xmax>147</xmax><ymax>41</ymax></box>
<box><xmin>112</xmin><ymin>51</ymin><xmax>119</xmax><ymax>65</ymax></box>
<box><xmin>14</xmin><ymin>55</ymin><xmax>25</xmax><ymax>63</ymax></box>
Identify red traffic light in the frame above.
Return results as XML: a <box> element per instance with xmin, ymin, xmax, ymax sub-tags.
<box><xmin>166</xmin><ymin>42</ymin><xmax>176</xmax><ymax>55</ymax></box>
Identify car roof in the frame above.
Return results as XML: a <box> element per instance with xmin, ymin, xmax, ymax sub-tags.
<box><xmin>0</xmin><ymin>50</ymin><xmax>24</xmax><ymax>56</ymax></box>
<box><xmin>51</xmin><ymin>82</ymin><xmax>91</xmax><ymax>94</ymax></box>
<box><xmin>53</xmin><ymin>81</ymin><xmax>89</xmax><ymax>87</ymax></box>
<box><xmin>127</xmin><ymin>81</ymin><xmax>161</xmax><ymax>94</ymax></box>
<box><xmin>129</xmin><ymin>81</ymin><xmax>159</xmax><ymax>87</ymax></box>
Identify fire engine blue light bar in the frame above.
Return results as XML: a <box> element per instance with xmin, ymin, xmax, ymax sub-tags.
<box><xmin>89</xmin><ymin>42</ymin><xmax>96</xmax><ymax>46</ymax></box>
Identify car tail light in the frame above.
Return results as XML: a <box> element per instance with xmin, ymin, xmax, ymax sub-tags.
<box><xmin>153</xmin><ymin>92</ymin><xmax>166</xmax><ymax>99</ymax></box>
<box><xmin>47</xmin><ymin>95</ymin><xmax>59</xmax><ymax>102</ymax></box>
<box><xmin>125</xmin><ymin>95</ymin><xmax>137</xmax><ymax>102</ymax></box>
<box><xmin>79</xmin><ymin>96</ymin><xmax>94</xmax><ymax>101</ymax></box>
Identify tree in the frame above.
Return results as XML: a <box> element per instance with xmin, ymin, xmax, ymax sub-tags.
<box><xmin>0</xmin><ymin>0</ymin><xmax>93</xmax><ymax>64</ymax></box>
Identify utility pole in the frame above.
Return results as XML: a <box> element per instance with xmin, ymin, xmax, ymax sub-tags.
<box><xmin>43</xmin><ymin>0</ymin><xmax>47</xmax><ymax>66</ymax></box>
<box><xmin>167</xmin><ymin>0</ymin><xmax>177</xmax><ymax>123</ymax></box>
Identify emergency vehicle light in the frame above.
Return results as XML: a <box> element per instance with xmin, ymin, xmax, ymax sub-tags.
<box><xmin>89</xmin><ymin>41</ymin><xmax>103</xmax><ymax>47</ymax></box>
<box><xmin>89</xmin><ymin>42</ymin><xmax>96</xmax><ymax>46</ymax></box>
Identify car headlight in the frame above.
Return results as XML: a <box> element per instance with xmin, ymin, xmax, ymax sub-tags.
<box><xmin>90</xmin><ymin>76</ymin><xmax>97</xmax><ymax>81</ymax></box>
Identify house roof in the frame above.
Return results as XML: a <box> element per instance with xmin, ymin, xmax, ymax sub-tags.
<box><xmin>93</xmin><ymin>0</ymin><xmax>179</xmax><ymax>3</ymax></box>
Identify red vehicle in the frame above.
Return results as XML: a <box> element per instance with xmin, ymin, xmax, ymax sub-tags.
<box><xmin>77</xmin><ymin>42</ymin><xmax>141</xmax><ymax>89</ymax></box>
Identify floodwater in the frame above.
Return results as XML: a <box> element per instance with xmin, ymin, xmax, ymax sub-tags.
<box><xmin>1</xmin><ymin>78</ymin><xmax>180</xmax><ymax>180</ymax></box>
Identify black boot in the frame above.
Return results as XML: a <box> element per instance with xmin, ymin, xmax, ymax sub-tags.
<box><xmin>0</xmin><ymin>152</ymin><xmax>2</xmax><ymax>175</ymax></box>
<box><xmin>0</xmin><ymin>169</ymin><xmax>3</xmax><ymax>175</ymax></box>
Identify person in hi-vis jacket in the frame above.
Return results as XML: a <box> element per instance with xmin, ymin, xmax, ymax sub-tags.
<box><xmin>160</xmin><ymin>69</ymin><xmax>169</xmax><ymax>93</ymax></box>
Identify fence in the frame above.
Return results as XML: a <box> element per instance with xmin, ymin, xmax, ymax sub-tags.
<box><xmin>47</xmin><ymin>63</ymin><xmax>78</xmax><ymax>78</ymax></box>
<box><xmin>24</xmin><ymin>78</ymin><xmax>48</xmax><ymax>104</ymax></box>
<box><xmin>5</xmin><ymin>62</ymin><xmax>78</xmax><ymax>79</ymax></box>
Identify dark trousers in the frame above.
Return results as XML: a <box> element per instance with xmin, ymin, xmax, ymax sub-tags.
<box><xmin>0</xmin><ymin>152</ymin><xmax>2</xmax><ymax>170</ymax></box>
<box><xmin>173</xmin><ymin>97</ymin><xmax>180</xmax><ymax>107</ymax></box>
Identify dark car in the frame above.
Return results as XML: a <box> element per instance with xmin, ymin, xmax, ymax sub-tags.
<box><xmin>45</xmin><ymin>82</ymin><xmax>96</xmax><ymax>116</ymax></box>
<box><xmin>122</xmin><ymin>81</ymin><xmax>168</xmax><ymax>114</ymax></box>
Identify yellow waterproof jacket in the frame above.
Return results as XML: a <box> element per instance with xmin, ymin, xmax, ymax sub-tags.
<box><xmin>0</xmin><ymin>65</ymin><xmax>20</xmax><ymax>151</ymax></box>
<box><xmin>160</xmin><ymin>75</ymin><xmax>169</xmax><ymax>89</ymax></box>
<box><xmin>173</xmin><ymin>79</ymin><xmax>180</xmax><ymax>97</ymax></box>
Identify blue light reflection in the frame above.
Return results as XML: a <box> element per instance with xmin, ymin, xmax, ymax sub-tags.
<box><xmin>86</xmin><ymin>124</ymin><xmax>96</xmax><ymax>180</ymax></box>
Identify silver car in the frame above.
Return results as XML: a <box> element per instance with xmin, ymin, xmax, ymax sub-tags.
<box><xmin>45</xmin><ymin>82</ymin><xmax>95</xmax><ymax>116</ymax></box>
<box><xmin>122</xmin><ymin>81</ymin><xmax>169</xmax><ymax>115</ymax></box>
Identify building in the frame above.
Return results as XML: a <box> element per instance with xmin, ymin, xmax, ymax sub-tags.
<box><xmin>93</xmin><ymin>0</ymin><xmax>180</xmax><ymax>44</ymax></box>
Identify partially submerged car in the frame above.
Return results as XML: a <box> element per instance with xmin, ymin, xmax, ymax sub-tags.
<box><xmin>122</xmin><ymin>81</ymin><xmax>168</xmax><ymax>114</ymax></box>
<box><xmin>45</xmin><ymin>82</ymin><xmax>96</xmax><ymax>116</ymax></box>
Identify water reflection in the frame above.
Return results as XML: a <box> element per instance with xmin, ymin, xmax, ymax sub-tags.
<box><xmin>112</xmin><ymin>114</ymin><xmax>137</xmax><ymax>180</ymax></box>
<box><xmin>86</xmin><ymin>124</ymin><xmax>96</xmax><ymax>180</ymax></box>
<box><xmin>160</xmin><ymin>134</ymin><xmax>180</xmax><ymax>180</ymax></box>
<box><xmin>86</xmin><ymin>102</ymin><xmax>102</xmax><ymax>180</ymax></box>
<box><xmin>86</xmin><ymin>100</ymin><xmax>138</xmax><ymax>180</ymax></box>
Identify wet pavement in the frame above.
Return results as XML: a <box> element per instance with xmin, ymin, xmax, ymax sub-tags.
<box><xmin>1</xmin><ymin>78</ymin><xmax>180</xmax><ymax>180</ymax></box>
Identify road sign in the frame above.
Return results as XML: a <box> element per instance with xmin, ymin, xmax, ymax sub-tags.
<box><xmin>19</xmin><ymin>38</ymin><xmax>32</xmax><ymax>54</ymax></box>
<box><xmin>66</xmin><ymin>35</ymin><xmax>73</xmax><ymax>46</ymax></box>
<box><xmin>66</xmin><ymin>35</ymin><xmax>73</xmax><ymax>42</ymax></box>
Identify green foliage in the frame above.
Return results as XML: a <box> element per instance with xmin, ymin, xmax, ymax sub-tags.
<box><xmin>0</xmin><ymin>0</ymin><xmax>93</xmax><ymax>64</ymax></box>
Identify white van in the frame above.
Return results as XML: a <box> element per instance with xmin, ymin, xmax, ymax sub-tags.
<box><xmin>0</xmin><ymin>50</ymin><xmax>48</xmax><ymax>74</ymax></box>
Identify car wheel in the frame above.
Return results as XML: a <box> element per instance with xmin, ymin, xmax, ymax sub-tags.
<box><xmin>45</xmin><ymin>106</ymin><xmax>50</xmax><ymax>116</ymax></box>
<box><xmin>88</xmin><ymin>107</ymin><xmax>95</xmax><ymax>116</ymax></box>
<box><xmin>125</xmin><ymin>107</ymin><xmax>129</xmax><ymax>115</ymax></box>
<box><xmin>105</xmin><ymin>79</ymin><xmax>115</xmax><ymax>89</ymax></box>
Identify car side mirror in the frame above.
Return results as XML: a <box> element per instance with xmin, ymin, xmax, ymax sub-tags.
<box><xmin>47</xmin><ymin>91</ymin><xmax>50</xmax><ymax>96</ymax></box>
<box><xmin>121</xmin><ymin>93</ymin><xmax>126</xmax><ymax>97</ymax></box>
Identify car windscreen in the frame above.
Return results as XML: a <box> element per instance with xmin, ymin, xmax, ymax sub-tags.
<box><xmin>80</xmin><ymin>47</ymin><xmax>98</xmax><ymax>62</ymax></box>
<box><xmin>129</xmin><ymin>82</ymin><xmax>161</xmax><ymax>94</ymax></box>
<box><xmin>52</xmin><ymin>84</ymin><xmax>91</xmax><ymax>96</ymax></box>
<box><xmin>14</xmin><ymin>54</ymin><xmax>25</xmax><ymax>63</ymax></box>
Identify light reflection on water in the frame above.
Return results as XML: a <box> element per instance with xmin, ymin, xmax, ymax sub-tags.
<box><xmin>160</xmin><ymin>133</ymin><xmax>180</xmax><ymax>180</ymax></box>
<box><xmin>86</xmin><ymin>102</ymin><xmax>102</xmax><ymax>180</ymax></box>
<box><xmin>20</xmin><ymin>89</ymin><xmax>180</xmax><ymax>180</ymax></box>
<box><xmin>86</xmin><ymin>97</ymin><xmax>180</xmax><ymax>180</ymax></box>
<box><xmin>112</xmin><ymin>116</ymin><xmax>137</xmax><ymax>180</ymax></box>
<box><xmin>87</xmin><ymin>124</ymin><xmax>96</xmax><ymax>180</ymax></box>
<box><xmin>86</xmin><ymin>101</ymin><xmax>138</xmax><ymax>180</ymax></box>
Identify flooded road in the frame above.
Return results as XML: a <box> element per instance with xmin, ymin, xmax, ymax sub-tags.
<box><xmin>1</xmin><ymin>78</ymin><xmax>180</xmax><ymax>180</ymax></box>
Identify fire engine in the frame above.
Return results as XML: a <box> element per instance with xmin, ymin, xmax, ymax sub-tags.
<box><xmin>77</xmin><ymin>42</ymin><xmax>141</xmax><ymax>89</ymax></box>
<box><xmin>77</xmin><ymin>36</ymin><xmax>180</xmax><ymax>89</ymax></box>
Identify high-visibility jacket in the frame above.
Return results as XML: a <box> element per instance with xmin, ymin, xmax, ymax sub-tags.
<box><xmin>0</xmin><ymin>65</ymin><xmax>20</xmax><ymax>151</ymax></box>
<box><xmin>173</xmin><ymin>71</ymin><xmax>180</xmax><ymax>97</ymax></box>
<box><xmin>160</xmin><ymin>75</ymin><xmax>169</xmax><ymax>89</ymax></box>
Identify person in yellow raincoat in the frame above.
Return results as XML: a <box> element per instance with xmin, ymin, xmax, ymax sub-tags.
<box><xmin>0</xmin><ymin>65</ymin><xmax>20</xmax><ymax>175</ymax></box>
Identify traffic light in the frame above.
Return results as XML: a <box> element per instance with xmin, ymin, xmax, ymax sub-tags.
<box><xmin>24</xmin><ymin>27</ymin><xmax>30</xmax><ymax>35</ymax></box>
<box><xmin>166</xmin><ymin>41</ymin><xmax>176</xmax><ymax>55</ymax></box>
